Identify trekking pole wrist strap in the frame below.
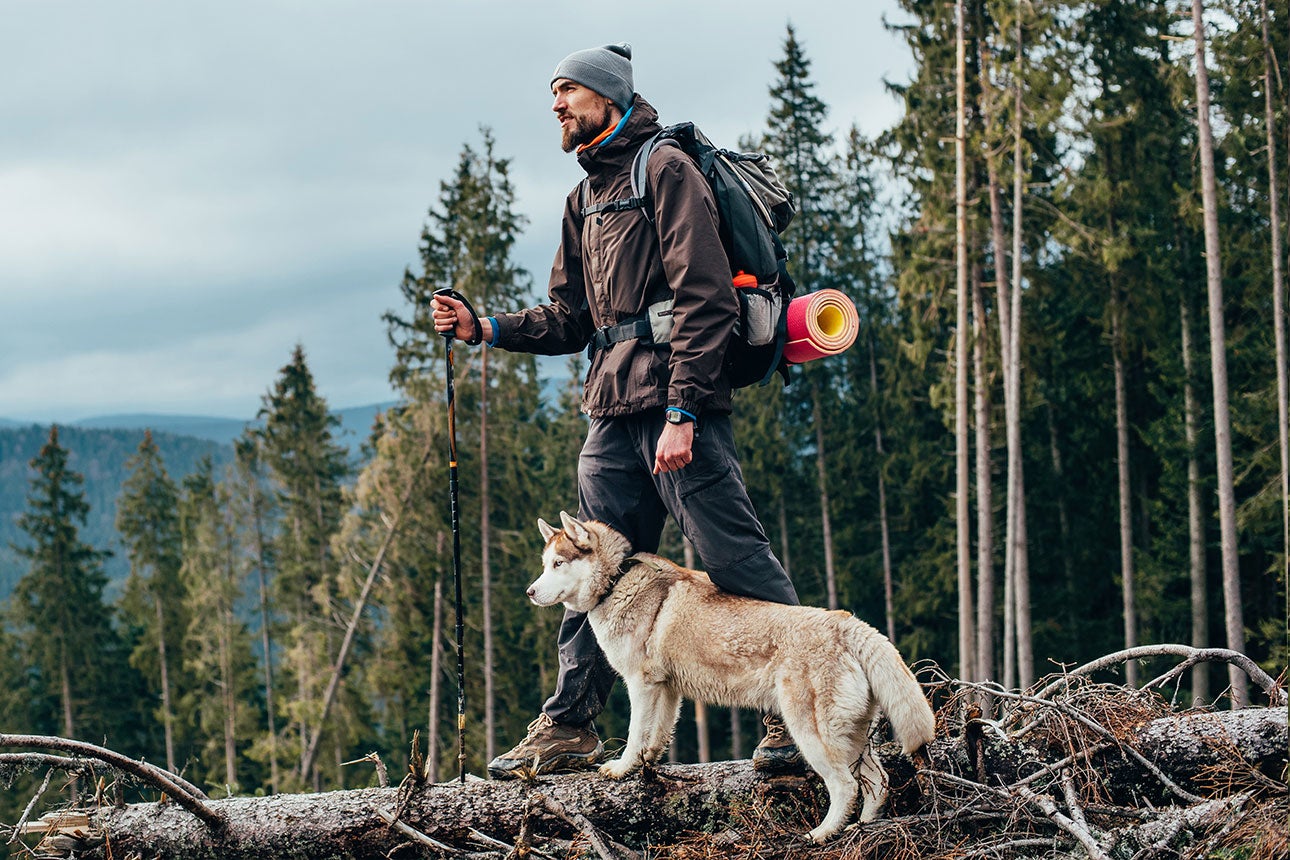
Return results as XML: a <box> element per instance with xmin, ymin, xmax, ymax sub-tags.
<box><xmin>433</xmin><ymin>287</ymin><xmax>485</xmax><ymax>345</ymax></box>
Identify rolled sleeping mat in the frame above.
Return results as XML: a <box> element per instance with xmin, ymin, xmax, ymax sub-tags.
<box><xmin>783</xmin><ymin>289</ymin><xmax>859</xmax><ymax>365</ymax></box>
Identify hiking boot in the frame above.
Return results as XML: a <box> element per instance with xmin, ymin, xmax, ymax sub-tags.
<box><xmin>487</xmin><ymin>714</ymin><xmax>603</xmax><ymax>779</ymax></box>
<box><xmin>751</xmin><ymin>713</ymin><xmax>806</xmax><ymax>774</ymax></box>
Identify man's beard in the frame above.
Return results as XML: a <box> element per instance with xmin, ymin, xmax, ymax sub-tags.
<box><xmin>561</xmin><ymin>103</ymin><xmax>614</xmax><ymax>153</ymax></box>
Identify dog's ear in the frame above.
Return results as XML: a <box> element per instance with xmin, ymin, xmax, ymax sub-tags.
<box><xmin>538</xmin><ymin>518</ymin><xmax>557</xmax><ymax>542</ymax></box>
<box><xmin>558</xmin><ymin>510</ymin><xmax>594</xmax><ymax>548</ymax></box>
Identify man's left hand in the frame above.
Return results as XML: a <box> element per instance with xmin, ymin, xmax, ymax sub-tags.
<box><xmin>653</xmin><ymin>421</ymin><xmax>695</xmax><ymax>474</ymax></box>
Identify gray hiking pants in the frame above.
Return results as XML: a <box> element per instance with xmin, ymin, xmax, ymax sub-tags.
<box><xmin>542</xmin><ymin>409</ymin><xmax>799</xmax><ymax>728</ymax></box>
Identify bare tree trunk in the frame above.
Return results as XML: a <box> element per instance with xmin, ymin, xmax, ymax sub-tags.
<box><xmin>250</xmin><ymin>491</ymin><xmax>278</xmax><ymax>793</ymax></box>
<box><xmin>868</xmin><ymin>336</ymin><xmax>896</xmax><ymax>642</ymax></box>
<box><xmin>1112</xmin><ymin>291</ymin><xmax>1138</xmax><ymax>687</ymax></box>
<box><xmin>61</xmin><ymin>639</ymin><xmax>78</xmax><ymax>803</ymax></box>
<box><xmin>1262</xmin><ymin>0</ymin><xmax>1290</xmax><ymax>633</ymax></box>
<box><xmin>480</xmin><ymin>349</ymin><xmax>495</xmax><ymax>765</ymax></box>
<box><xmin>60</xmin><ymin>641</ymin><xmax>74</xmax><ymax>739</ymax></box>
<box><xmin>977</xmin><ymin>37</ymin><xmax>1008</xmax><ymax>688</ymax></box>
<box><xmin>222</xmin><ymin>616</ymin><xmax>236</xmax><ymax>789</ymax></box>
<box><xmin>1191</xmin><ymin>0</ymin><xmax>1247</xmax><ymax>707</ymax></box>
<box><xmin>1012</xmin><ymin>466</ymin><xmax>1033</xmax><ymax>688</ymax></box>
<box><xmin>154</xmin><ymin>593</ymin><xmax>177</xmax><ymax>774</ymax></box>
<box><xmin>1180</xmin><ymin>298</ymin><xmax>1208</xmax><ymax>704</ymax></box>
<box><xmin>955</xmin><ymin>0</ymin><xmax>975</xmax><ymax>683</ymax></box>
<box><xmin>1010</xmin><ymin>6</ymin><xmax>1033</xmax><ymax>689</ymax></box>
<box><xmin>813</xmin><ymin>392</ymin><xmax>838</xmax><ymax>610</ymax></box>
<box><xmin>1003</xmin><ymin>545</ymin><xmax>1016</xmax><ymax>691</ymax></box>
<box><xmin>426</xmin><ymin>578</ymin><xmax>443</xmax><ymax>784</ymax></box>
<box><xmin>729</xmin><ymin>709</ymin><xmax>742</xmax><ymax>760</ymax></box>
<box><xmin>973</xmin><ymin>267</ymin><xmax>995</xmax><ymax>684</ymax></box>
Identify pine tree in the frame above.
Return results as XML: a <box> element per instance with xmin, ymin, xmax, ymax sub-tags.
<box><xmin>758</xmin><ymin>25</ymin><xmax>842</xmax><ymax>609</ymax></box>
<box><xmin>230</xmin><ymin>432</ymin><xmax>282</xmax><ymax>791</ymax></box>
<box><xmin>377</xmin><ymin>127</ymin><xmax>544</xmax><ymax>775</ymax></box>
<box><xmin>177</xmin><ymin>461</ymin><xmax>261</xmax><ymax>792</ymax></box>
<box><xmin>257</xmin><ymin>344</ymin><xmax>350</xmax><ymax>786</ymax></box>
<box><xmin>116</xmin><ymin>429</ymin><xmax>187</xmax><ymax>773</ymax></box>
<box><xmin>10</xmin><ymin>427</ymin><xmax>121</xmax><ymax>745</ymax></box>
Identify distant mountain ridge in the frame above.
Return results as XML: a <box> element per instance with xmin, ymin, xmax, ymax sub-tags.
<box><xmin>1</xmin><ymin>402</ymin><xmax>399</xmax><ymax>454</ymax></box>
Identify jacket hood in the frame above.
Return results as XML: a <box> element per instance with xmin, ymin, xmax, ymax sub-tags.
<box><xmin>576</xmin><ymin>95</ymin><xmax>662</xmax><ymax>177</ymax></box>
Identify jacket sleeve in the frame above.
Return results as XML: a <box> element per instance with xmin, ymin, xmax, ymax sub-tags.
<box><xmin>492</xmin><ymin>188</ymin><xmax>595</xmax><ymax>355</ymax></box>
<box><xmin>649</xmin><ymin>151</ymin><xmax>737</xmax><ymax>416</ymax></box>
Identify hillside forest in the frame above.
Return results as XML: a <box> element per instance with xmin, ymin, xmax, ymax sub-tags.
<box><xmin>0</xmin><ymin>2</ymin><xmax>1286</xmax><ymax>815</ymax></box>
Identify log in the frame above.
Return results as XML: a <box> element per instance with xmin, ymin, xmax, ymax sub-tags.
<box><xmin>20</xmin><ymin>707</ymin><xmax>1285</xmax><ymax>860</ymax></box>
<box><xmin>28</xmin><ymin>762</ymin><xmax>821</xmax><ymax>859</ymax></box>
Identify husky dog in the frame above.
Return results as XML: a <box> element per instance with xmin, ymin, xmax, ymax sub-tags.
<box><xmin>528</xmin><ymin>512</ymin><xmax>937</xmax><ymax>843</ymax></box>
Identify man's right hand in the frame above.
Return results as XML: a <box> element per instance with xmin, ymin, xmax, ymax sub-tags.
<box><xmin>431</xmin><ymin>294</ymin><xmax>492</xmax><ymax>344</ymax></box>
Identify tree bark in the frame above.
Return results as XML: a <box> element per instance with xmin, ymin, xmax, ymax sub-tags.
<box><xmin>1191</xmin><ymin>0</ymin><xmax>1247</xmax><ymax>707</ymax></box>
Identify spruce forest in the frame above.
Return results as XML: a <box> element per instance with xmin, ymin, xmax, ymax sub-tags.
<box><xmin>2</xmin><ymin>2</ymin><xmax>1287</xmax><ymax>855</ymax></box>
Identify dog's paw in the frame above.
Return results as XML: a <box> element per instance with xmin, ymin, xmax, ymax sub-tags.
<box><xmin>598</xmin><ymin>758</ymin><xmax>636</xmax><ymax>779</ymax></box>
<box><xmin>806</xmin><ymin>824</ymin><xmax>838</xmax><ymax>844</ymax></box>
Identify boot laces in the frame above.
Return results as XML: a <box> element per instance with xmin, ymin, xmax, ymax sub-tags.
<box><xmin>524</xmin><ymin>713</ymin><xmax>555</xmax><ymax>740</ymax></box>
<box><xmin>762</xmin><ymin>714</ymin><xmax>787</xmax><ymax>743</ymax></box>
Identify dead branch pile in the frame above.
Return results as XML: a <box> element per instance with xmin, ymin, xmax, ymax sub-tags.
<box><xmin>2</xmin><ymin>645</ymin><xmax>1286</xmax><ymax>860</ymax></box>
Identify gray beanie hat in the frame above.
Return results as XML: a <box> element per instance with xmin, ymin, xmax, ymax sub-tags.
<box><xmin>550</xmin><ymin>43</ymin><xmax>634</xmax><ymax>111</ymax></box>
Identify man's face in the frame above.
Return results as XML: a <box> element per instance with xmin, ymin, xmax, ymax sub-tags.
<box><xmin>552</xmin><ymin>79</ymin><xmax>616</xmax><ymax>153</ymax></box>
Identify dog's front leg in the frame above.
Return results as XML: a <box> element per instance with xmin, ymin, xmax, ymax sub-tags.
<box><xmin>600</xmin><ymin>677</ymin><xmax>666</xmax><ymax>779</ymax></box>
<box><xmin>640</xmin><ymin>686</ymin><xmax>681</xmax><ymax>765</ymax></box>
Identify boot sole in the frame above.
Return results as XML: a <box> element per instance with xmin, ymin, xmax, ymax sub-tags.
<box><xmin>488</xmin><ymin>747</ymin><xmax>603</xmax><ymax>780</ymax></box>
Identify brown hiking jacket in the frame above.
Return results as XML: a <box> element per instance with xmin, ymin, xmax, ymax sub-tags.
<box><xmin>491</xmin><ymin>96</ymin><xmax>736</xmax><ymax>419</ymax></box>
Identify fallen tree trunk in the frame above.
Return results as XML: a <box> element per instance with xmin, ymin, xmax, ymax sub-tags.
<box><xmin>19</xmin><ymin>706</ymin><xmax>1285</xmax><ymax>860</ymax></box>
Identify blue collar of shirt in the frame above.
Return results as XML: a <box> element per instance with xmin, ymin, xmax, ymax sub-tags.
<box><xmin>597</xmin><ymin>105</ymin><xmax>634</xmax><ymax>148</ymax></box>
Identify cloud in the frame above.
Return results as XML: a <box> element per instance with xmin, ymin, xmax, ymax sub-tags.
<box><xmin>0</xmin><ymin>0</ymin><xmax>913</xmax><ymax>422</ymax></box>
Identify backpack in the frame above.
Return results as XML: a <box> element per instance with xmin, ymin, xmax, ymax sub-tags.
<box><xmin>582</xmin><ymin>122</ymin><xmax>798</xmax><ymax>388</ymax></box>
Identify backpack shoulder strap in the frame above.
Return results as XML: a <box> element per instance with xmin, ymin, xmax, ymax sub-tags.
<box><xmin>629</xmin><ymin>131</ymin><xmax>684</xmax><ymax>224</ymax></box>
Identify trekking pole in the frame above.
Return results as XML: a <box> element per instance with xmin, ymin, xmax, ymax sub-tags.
<box><xmin>433</xmin><ymin>287</ymin><xmax>481</xmax><ymax>784</ymax></box>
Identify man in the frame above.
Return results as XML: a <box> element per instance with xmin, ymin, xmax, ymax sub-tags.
<box><xmin>432</xmin><ymin>43</ymin><xmax>801</xmax><ymax>778</ymax></box>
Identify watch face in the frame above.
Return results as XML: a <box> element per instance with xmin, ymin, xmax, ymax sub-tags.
<box><xmin>666</xmin><ymin>411</ymin><xmax>681</xmax><ymax>424</ymax></box>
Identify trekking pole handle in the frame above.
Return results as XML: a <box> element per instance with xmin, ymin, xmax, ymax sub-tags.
<box><xmin>433</xmin><ymin>287</ymin><xmax>485</xmax><ymax>345</ymax></box>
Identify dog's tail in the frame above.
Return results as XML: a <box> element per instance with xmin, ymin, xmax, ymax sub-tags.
<box><xmin>849</xmin><ymin>622</ymin><xmax>936</xmax><ymax>754</ymax></box>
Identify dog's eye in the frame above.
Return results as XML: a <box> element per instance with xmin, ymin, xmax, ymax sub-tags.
<box><xmin>552</xmin><ymin>559</ymin><xmax>565</xmax><ymax>568</ymax></box>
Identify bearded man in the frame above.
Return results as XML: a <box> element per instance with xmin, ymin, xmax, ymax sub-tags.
<box><xmin>432</xmin><ymin>43</ymin><xmax>802</xmax><ymax>779</ymax></box>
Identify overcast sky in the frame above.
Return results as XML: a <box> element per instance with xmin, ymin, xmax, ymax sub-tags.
<box><xmin>1</xmin><ymin>0</ymin><xmax>913</xmax><ymax>423</ymax></box>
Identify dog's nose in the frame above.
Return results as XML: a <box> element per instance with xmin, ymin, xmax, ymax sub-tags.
<box><xmin>526</xmin><ymin>585</ymin><xmax>536</xmax><ymax>599</ymax></box>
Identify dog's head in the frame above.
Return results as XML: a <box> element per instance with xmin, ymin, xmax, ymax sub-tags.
<box><xmin>527</xmin><ymin>511</ymin><xmax>611</xmax><ymax>613</ymax></box>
